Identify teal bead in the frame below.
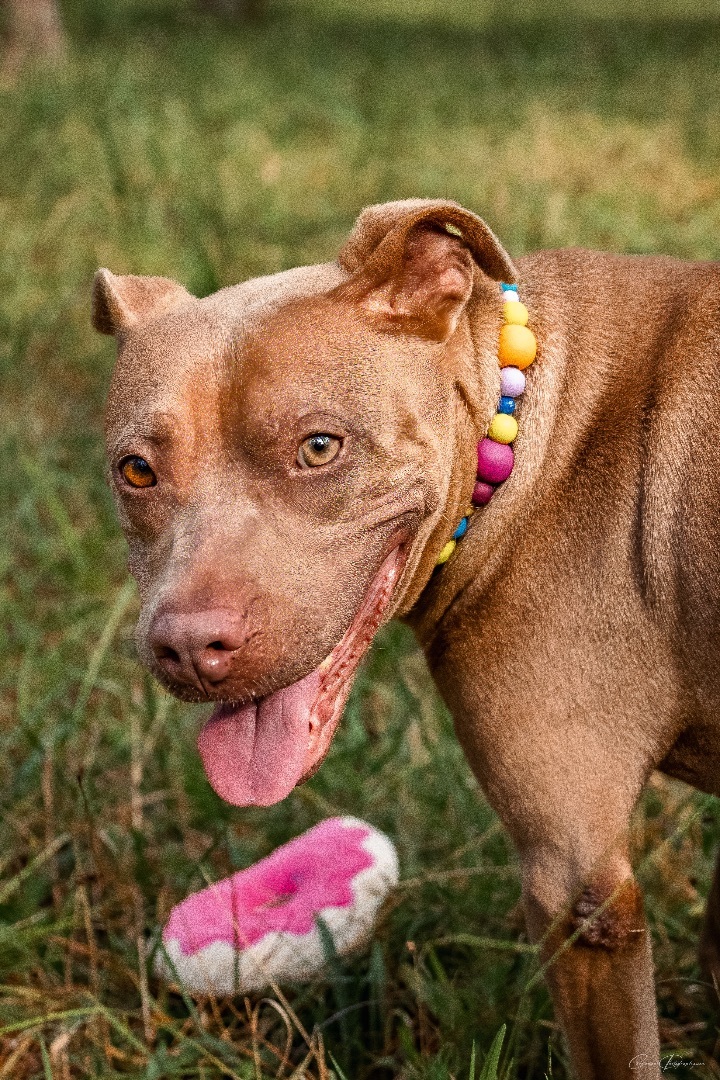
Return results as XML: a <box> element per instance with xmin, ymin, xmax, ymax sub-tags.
<box><xmin>498</xmin><ymin>396</ymin><xmax>516</xmax><ymax>415</ymax></box>
<box><xmin>453</xmin><ymin>517</ymin><xmax>468</xmax><ymax>540</ymax></box>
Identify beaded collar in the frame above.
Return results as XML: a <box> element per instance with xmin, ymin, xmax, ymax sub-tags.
<box><xmin>435</xmin><ymin>281</ymin><xmax>537</xmax><ymax>567</ymax></box>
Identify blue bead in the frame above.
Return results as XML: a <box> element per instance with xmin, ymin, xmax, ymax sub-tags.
<box><xmin>453</xmin><ymin>517</ymin><xmax>468</xmax><ymax>540</ymax></box>
<box><xmin>500</xmin><ymin>282</ymin><xmax>518</xmax><ymax>292</ymax></box>
<box><xmin>498</xmin><ymin>396</ymin><xmax>516</xmax><ymax>415</ymax></box>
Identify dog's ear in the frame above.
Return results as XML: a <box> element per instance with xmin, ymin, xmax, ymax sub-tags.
<box><xmin>335</xmin><ymin>199</ymin><xmax>516</xmax><ymax>342</ymax></box>
<box><xmin>92</xmin><ymin>269</ymin><xmax>195</xmax><ymax>335</ymax></box>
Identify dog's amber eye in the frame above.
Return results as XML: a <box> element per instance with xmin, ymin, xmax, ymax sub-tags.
<box><xmin>297</xmin><ymin>434</ymin><xmax>341</xmax><ymax>469</ymax></box>
<box><xmin>119</xmin><ymin>455</ymin><xmax>157</xmax><ymax>488</ymax></box>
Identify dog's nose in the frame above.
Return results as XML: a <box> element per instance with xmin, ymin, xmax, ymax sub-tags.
<box><xmin>149</xmin><ymin>609</ymin><xmax>248</xmax><ymax>690</ymax></box>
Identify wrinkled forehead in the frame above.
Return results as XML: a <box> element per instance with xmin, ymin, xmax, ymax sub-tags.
<box><xmin>106</xmin><ymin>262</ymin><xmax>345</xmax><ymax>410</ymax></box>
<box><xmin>239</xmin><ymin>296</ymin><xmax>441</xmax><ymax>417</ymax></box>
<box><xmin>106</xmin><ymin>271</ymin><xmax>444</xmax><ymax>449</ymax></box>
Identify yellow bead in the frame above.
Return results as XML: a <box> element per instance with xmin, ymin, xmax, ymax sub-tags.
<box><xmin>465</xmin><ymin>506</ymin><xmax>475</xmax><ymax>517</ymax></box>
<box><xmin>436</xmin><ymin>539</ymin><xmax>456</xmax><ymax>565</ymax></box>
<box><xmin>503</xmin><ymin>300</ymin><xmax>529</xmax><ymax>326</ymax></box>
<box><xmin>488</xmin><ymin>413</ymin><xmax>518</xmax><ymax>444</ymax></box>
<box><xmin>498</xmin><ymin>324</ymin><xmax>537</xmax><ymax>370</ymax></box>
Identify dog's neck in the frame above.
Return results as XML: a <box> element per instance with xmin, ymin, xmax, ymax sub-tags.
<box><xmin>402</xmin><ymin>259</ymin><xmax>568</xmax><ymax>642</ymax></box>
<box><xmin>433</xmin><ymin>282</ymin><xmax>536</xmax><ymax>568</ymax></box>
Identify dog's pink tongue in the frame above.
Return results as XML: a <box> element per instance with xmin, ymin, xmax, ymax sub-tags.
<box><xmin>197</xmin><ymin>671</ymin><xmax>321</xmax><ymax>807</ymax></box>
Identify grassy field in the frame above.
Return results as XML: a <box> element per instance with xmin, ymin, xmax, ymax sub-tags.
<box><xmin>2</xmin><ymin>0</ymin><xmax>720</xmax><ymax>1076</ymax></box>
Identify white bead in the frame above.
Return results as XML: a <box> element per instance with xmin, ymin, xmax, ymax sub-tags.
<box><xmin>502</xmin><ymin>290</ymin><xmax>520</xmax><ymax>302</ymax></box>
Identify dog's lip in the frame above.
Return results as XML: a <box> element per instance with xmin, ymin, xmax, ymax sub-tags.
<box><xmin>299</xmin><ymin>540</ymin><xmax>409</xmax><ymax>774</ymax></box>
<box><xmin>196</xmin><ymin>541</ymin><xmax>409</xmax><ymax>806</ymax></box>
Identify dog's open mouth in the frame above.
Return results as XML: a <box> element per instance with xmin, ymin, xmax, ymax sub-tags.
<box><xmin>197</xmin><ymin>546</ymin><xmax>407</xmax><ymax>807</ymax></box>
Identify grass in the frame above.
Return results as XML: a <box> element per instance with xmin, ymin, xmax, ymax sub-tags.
<box><xmin>1</xmin><ymin>0</ymin><xmax>720</xmax><ymax>1075</ymax></box>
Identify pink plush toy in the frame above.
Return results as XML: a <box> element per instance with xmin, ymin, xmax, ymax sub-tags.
<box><xmin>156</xmin><ymin>817</ymin><xmax>399</xmax><ymax>995</ymax></box>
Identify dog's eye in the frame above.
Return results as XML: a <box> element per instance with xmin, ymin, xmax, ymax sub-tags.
<box><xmin>297</xmin><ymin>434</ymin><xmax>341</xmax><ymax>469</ymax></box>
<box><xmin>119</xmin><ymin>455</ymin><xmax>157</xmax><ymax>488</ymax></box>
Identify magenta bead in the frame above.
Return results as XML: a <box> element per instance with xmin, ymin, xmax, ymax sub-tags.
<box><xmin>500</xmin><ymin>367</ymin><xmax>526</xmax><ymax>398</ymax></box>
<box><xmin>472</xmin><ymin>481</ymin><xmax>495</xmax><ymax>506</ymax></box>
<box><xmin>477</xmin><ymin>438</ymin><xmax>514</xmax><ymax>484</ymax></box>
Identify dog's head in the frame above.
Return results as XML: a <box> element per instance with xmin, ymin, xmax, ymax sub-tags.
<box><xmin>95</xmin><ymin>199</ymin><xmax>515</xmax><ymax>806</ymax></box>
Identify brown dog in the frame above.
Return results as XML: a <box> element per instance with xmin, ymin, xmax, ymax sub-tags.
<box><xmin>93</xmin><ymin>199</ymin><xmax>720</xmax><ymax>1079</ymax></box>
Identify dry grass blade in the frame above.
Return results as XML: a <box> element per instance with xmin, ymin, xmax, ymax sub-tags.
<box><xmin>71</xmin><ymin>578</ymin><xmax>136</xmax><ymax>723</ymax></box>
<box><xmin>0</xmin><ymin>833</ymin><xmax>71</xmax><ymax>907</ymax></box>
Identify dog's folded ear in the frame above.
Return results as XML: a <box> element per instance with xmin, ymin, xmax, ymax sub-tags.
<box><xmin>92</xmin><ymin>269</ymin><xmax>195</xmax><ymax>335</ymax></box>
<box><xmin>335</xmin><ymin>199</ymin><xmax>516</xmax><ymax>342</ymax></box>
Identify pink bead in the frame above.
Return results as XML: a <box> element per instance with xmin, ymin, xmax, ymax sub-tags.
<box><xmin>472</xmin><ymin>481</ymin><xmax>495</xmax><ymax>506</ymax></box>
<box><xmin>477</xmin><ymin>438</ymin><xmax>514</xmax><ymax>484</ymax></box>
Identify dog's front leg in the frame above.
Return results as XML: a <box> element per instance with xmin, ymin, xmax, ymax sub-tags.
<box><xmin>520</xmin><ymin>845</ymin><xmax>661</xmax><ymax>1080</ymax></box>
<box><xmin>438</xmin><ymin>665</ymin><xmax>665</xmax><ymax>1079</ymax></box>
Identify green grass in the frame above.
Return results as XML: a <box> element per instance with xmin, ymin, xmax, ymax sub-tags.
<box><xmin>2</xmin><ymin>0</ymin><xmax>720</xmax><ymax>1075</ymax></box>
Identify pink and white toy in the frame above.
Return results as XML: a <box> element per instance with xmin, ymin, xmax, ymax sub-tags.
<box><xmin>156</xmin><ymin>817</ymin><xmax>399</xmax><ymax>995</ymax></box>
